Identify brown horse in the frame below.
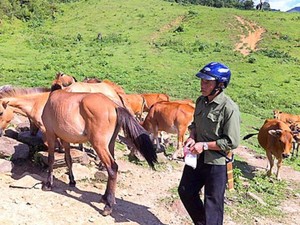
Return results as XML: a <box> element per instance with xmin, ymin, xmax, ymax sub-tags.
<box><xmin>41</xmin><ymin>90</ymin><xmax>157</xmax><ymax>215</ymax></box>
<box><xmin>53</xmin><ymin>73</ymin><xmax>126</xmax><ymax>95</ymax></box>
<box><xmin>0</xmin><ymin>87</ymin><xmax>50</xmax><ymax>136</ymax></box>
<box><xmin>82</xmin><ymin>77</ymin><xmax>102</xmax><ymax>83</ymax></box>
<box><xmin>51</xmin><ymin>72</ymin><xmax>77</xmax><ymax>88</ymax></box>
<box><xmin>0</xmin><ymin>103</ymin><xmax>14</xmax><ymax>136</ymax></box>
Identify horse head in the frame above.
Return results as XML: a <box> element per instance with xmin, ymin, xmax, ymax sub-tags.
<box><xmin>0</xmin><ymin>101</ymin><xmax>13</xmax><ymax>136</ymax></box>
<box><xmin>51</xmin><ymin>72</ymin><xmax>77</xmax><ymax>90</ymax></box>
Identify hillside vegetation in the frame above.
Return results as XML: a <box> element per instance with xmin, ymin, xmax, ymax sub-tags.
<box><xmin>0</xmin><ymin>0</ymin><xmax>299</xmax><ymax>164</ymax></box>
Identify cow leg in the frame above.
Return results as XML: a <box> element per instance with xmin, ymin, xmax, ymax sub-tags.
<box><xmin>172</xmin><ymin>131</ymin><xmax>184</xmax><ymax>159</ymax></box>
<box><xmin>292</xmin><ymin>141</ymin><xmax>296</xmax><ymax>157</ymax></box>
<box><xmin>62</xmin><ymin>141</ymin><xmax>76</xmax><ymax>187</ymax></box>
<box><xmin>276</xmin><ymin>158</ymin><xmax>283</xmax><ymax>180</ymax></box>
<box><xmin>153</xmin><ymin>127</ymin><xmax>161</xmax><ymax>152</ymax></box>
<box><xmin>266</xmin><ymin>151</ymin><xmax>274</xmax><ymax>177</ymax></box>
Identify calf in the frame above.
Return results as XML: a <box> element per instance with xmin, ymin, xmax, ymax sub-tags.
<box><xmin>141</xmin><ymin>101</ymin><xmax>194</xmax><ymax>159</ymax></box>
<box><xmin>258</xmin><ymin>119</ymin><xmax>293</xmax><ymax>180</ymax></box>
<box><xmin>288</xmin><ymin>122</ymin><xmax>300</xmax><ymax>157</ymax></box>
<box><xmin>273</xmin><ymin>110</ymin><xmax>300</xmax><ymax>124</ymax></box>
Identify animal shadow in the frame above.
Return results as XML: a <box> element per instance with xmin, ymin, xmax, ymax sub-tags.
<box><xmin>8</xmin><ymin>159</ymin><xmax>166</xmax><ymax>225</ymax></box>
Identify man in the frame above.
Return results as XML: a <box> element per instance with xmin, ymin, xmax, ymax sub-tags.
<box><xmin>178</xmin><ymin>62</ymin><xmax>240</xmax><ymax>225</ymax></box>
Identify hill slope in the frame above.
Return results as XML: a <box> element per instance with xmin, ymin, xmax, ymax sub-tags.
<box><xmin>0</xmin><ymin>0</ymin><xmax>299</xmax><ymax>165</ymax></box>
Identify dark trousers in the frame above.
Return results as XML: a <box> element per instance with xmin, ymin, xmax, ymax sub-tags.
<box><xmin>178</xmin><ymin>154</ymin><xmax>227</xmax><ymax>225</ymax></box>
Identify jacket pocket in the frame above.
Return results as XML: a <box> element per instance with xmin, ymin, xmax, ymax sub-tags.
<box><xmin>207</xmin><ymin>111</ymin><xmax>220</xmax><ymax>122</ymax></box>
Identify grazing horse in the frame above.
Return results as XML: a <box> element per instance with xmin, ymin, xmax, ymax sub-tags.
<box><xmin>0</xmin><ymin>87</ymin><xmax>50</xmax><ymax>136</ymax></box>
<box><xmin>41</xmin><ymin>90</ymin><xmax>157</xmax><ymax>216</ymax></box>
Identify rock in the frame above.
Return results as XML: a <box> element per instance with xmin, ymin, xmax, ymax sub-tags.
<box><xmin>0</xmin><ymin>159</ymin><xmax>14</xmax><ymax>173</ymax></box>
<box><xmin>0</xmin><ymin>136</ymin><xmax>30</xmax><ymax>160</ymax></box>
<box><xmin>18</xmin><ymin>130</ymin><xmax>44</xmax><ymax>147</ymax></box>
<box><xmin>94</xmin><ymin>170</ymin><xmax>108</xmax><ymax>181</ymax></box>
<box><xmin>36</xmin><ymin>148</ymin><xmax>89</xmax><ymax>168</ymax></box>
<box><xmin>246</xmin><ymin>191</ymin><xmax>267</xmax><ymax>206</ymax></box>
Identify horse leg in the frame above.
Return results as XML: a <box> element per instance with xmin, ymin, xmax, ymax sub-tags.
<box><xmin>93</xmin><ymin>144</ymin><xmax>118</xmax><ymax>216</ymax></box>
<box><xmin>42</xmin><ymin>134</ymin><xmax>56</xmax><ymax>191</ymax></box>
<box><xmin>62</xmin><ymin>140</ymin><xmax>76</xmax><ymax>187</ymax></box>
<box><xmin>91</xmin><ymin>123</ymin><xmax>119</xmax><ymax>216</ymax></box>
<box><xmin>29</xmin><ymin>119</ymin><xmax>39</xmax><ymax>136</ymax></box>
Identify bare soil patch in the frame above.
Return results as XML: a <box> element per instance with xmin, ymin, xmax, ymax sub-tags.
<box><xmin>234</xmin><ymin>16</ymin><xmax>265</xmax><ymax>56</ymax></box>
<box><xmin>0</xmin><ymin>143</ymin><xmax>300</xmax><ymax>225</ymax></box>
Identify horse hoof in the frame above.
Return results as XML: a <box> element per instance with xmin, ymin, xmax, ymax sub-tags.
<box><xmin>42</xmin><ymin>182</ymin><xmax>52</xmax><ymax>191</ymax></box>
<box><xmin>69</xmin><ymin>181</ymin><xmax>76</xmax><ymax>187</ymax></box>
<box><xmin>102</xmin><ymin>206</ymin><xmax>112</xmax><ymax>216</ymax></box>
<box><xmin>100</xmin><ymin>196</ymin><xmax>107</xmax><ymax>204</ymax></box>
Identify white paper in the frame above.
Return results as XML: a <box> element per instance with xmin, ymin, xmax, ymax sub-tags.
<box><xmin>184</xmin><ymin>152</ymin><xmax>197</xmax><ymax>169</ymax></box>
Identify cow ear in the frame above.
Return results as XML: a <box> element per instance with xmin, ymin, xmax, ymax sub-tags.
<box><xmin>2</xmin><ymin>101</ymin><xmax>9</xmax><ymax>109</ymax></box>
<box><xmin>268</xmin><ymin>129</ymin><xmax>282</xmax><ymax>137</ymax></box>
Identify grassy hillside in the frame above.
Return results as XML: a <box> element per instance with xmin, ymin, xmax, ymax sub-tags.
<box><xmin>0</xmin><ymin>0</ymin><xmax>299</xmax><ymax>163</ymax></box>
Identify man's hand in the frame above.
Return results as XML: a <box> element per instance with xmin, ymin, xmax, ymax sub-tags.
<box><xmin>190</xmin><ymin>142</ymin><xmax>205</xmax><ymax>155</ymax></box>
<box><xmin>184</xmin><ymin>137</ymin><xmax>195</xmax><ymax>148</ymax></box>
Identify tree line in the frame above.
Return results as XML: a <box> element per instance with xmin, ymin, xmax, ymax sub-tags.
<box><xmin>166</xmin><ymin>0</ymin><xmax>265</xmax><ymax>10</ymax></box>
<box><xmin>0</xmin><ymin>0</ymin><xmax>271</xmax><ymax>23</ymax></box>
<box><xmin>0</xmin><ymin>0</ymin><xmax>79</xmax><ymax>22</ymax></box>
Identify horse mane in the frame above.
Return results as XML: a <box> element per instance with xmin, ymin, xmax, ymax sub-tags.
<box><xmin>0</xmin><ymin>86</ymin><xmax>50</xmax><ymax>99</ymax></box>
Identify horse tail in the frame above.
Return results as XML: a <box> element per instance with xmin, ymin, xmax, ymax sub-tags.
<box><xmin>116</xmin><ymin>106</ymin><xmax>157</xmax><ymax>169</ymax></box>
<box><xmin>243</xmin><ymin>133</ymin><xmax>258</xmax><ymax>140</ymax></box>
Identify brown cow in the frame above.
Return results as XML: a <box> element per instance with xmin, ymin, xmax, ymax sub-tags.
<box><xmin>273</xmin><ymin>110</ymin><xmax>300</xmax><ymax>124</ymax></box>
<box><xmin>258</xmin><ymin>119</ymin><xmax>293</xmax><ymax>180</ymax></box>
<box><xmin>141</xmin><ymin>101</ymin><xmax>195</xmax><ymax>159</ymax></box>
<box><xmin>119</xmin><ymin>93</ymin><xmax>145</xmax><ymax>121</ymax></box>
<box><xmin>288</xmin><ymin>121</ymin><xmax>300</xmax><ymax>157</ymax></box>
<box><xmin>141</xmin><ymin>93</ymin><xmax>170</xmax><ymax>112</ymax></box>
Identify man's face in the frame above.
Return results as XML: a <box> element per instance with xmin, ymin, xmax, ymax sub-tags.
<box><xmin>200</xmin><ymin>79</ymin><xmax>217</xmax><ymax>96</ymax></box>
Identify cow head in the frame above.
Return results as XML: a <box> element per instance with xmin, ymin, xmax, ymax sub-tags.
<box><xmin>273</xmin><ymin>110</ymin><xmax>282</xmax><ymax>119</ymax></box>
<box><xmin>268</xmin><ymin>129</ymin><xmax>293</xmax><ymax>158</ymax></box>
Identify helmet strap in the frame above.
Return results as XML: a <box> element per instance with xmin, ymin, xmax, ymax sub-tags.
<box><xmin>209</xmin><ymin>82</ymin><xmax>223</xmax><ymax>96</ymax></box>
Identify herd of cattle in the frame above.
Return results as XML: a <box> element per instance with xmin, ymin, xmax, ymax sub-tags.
<box><xmin>1</xmin><ymin>72</ymin><xmax>299</xmax><ymax>183</ymax></box>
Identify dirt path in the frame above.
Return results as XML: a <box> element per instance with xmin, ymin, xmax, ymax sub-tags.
<box><xmin>234</xmin><ymin>16</ymin><xmax>265</xmax><ymax>56</ymax></box>
<box><xmin>150</xmin><ymin>15</ymin><xmax>185</xmax><ymax>44</ymax></box>
<box><xmin>1</xmin><ymin>144</ymin><xmax>300</xmax><ymax>225</ymax></box>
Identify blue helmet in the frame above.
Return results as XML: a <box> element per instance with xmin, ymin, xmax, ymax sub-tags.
<box><xmin>196</xmin><ymin>62</ymin><xmax>231</xmax><ymax>88</ymax></box>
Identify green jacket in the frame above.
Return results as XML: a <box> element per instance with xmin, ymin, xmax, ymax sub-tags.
<box><xmin>189</xmin><ymin>92</ymin><xmax>240</xmax><ymax>165</ymax></box>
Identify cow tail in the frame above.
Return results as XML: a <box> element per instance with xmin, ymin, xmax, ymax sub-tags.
<box><xmin>116</xmin><ymin>107</ymin><xmax>157</xmax><ymax>169</ymax></box>
<box><xmin>243</xmin><ymin>133</ymin><xmax>258</xmax><ymax>140</ymax></box>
